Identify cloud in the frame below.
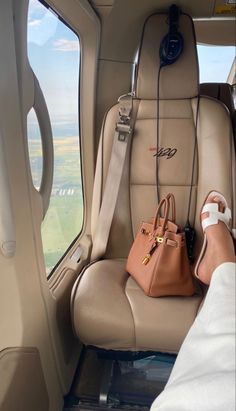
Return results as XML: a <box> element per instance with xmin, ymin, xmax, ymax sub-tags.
<box><xmin>29</xmin><ymin>0</ymin><xmax>44</xmax><ymax>11</ymax></box>
<box><xmin>28</xmin><ymin>18</ymin><xmax>42</xmax><ymax>27</ymax></box>
<box><xmin>28</xmin><ymin>0</ymin><xmax>45</xmax><ymax>20</ymax></box>
<box><xmin>53</xmin><ymin>39</ymin><xmax>79</xmax><ymax>52</ymax></box>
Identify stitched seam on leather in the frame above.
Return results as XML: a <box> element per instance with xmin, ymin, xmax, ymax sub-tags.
<box><xmin>134</xmin><ymin>96</ymin><xmax>199</xmax><ymax>102</ymax></box>
<box><xmin>136</xmin><ymin>117</ymin><xmax>192</xmax><ymax>120</ymax></box>
<box><xmin>130</xmin><ymin>183</ymin><xmax>198</xmax><ymax>187</ymax></box>
<box><xmin>124</xmin><ymin>277</ymin><xmax>137</xmax><ymax>350</ymax></box>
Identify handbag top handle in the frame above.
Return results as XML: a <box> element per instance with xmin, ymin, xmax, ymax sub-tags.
<box><xmin>153</xmin><ymin>194</ymin><xmax>176</xmax><ymax>235</ymax></box>
<box><xmin>153</xmin><ymin>197</ymin><xmax>169</xmax><ymax>235</ymax></box>
<box><xmin>165</xmin><ymin>193</ymin><xmax>176</xmax><ymax>223</ymax></box>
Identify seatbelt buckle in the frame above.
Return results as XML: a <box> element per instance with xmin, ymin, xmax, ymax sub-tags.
<box><xmin>118</xmin><ymin>106</ymin><xmax>131</xmax><ymax>126</ymax></box>
<box><xmin>118</xmin><ymin>93</ymin><xmax>134</xmax><ymax>119</ymax></box>
<box><xmin>116</xmin><ymin>122</ymin><xmax>132</xmax><ymax>141</ymax></box>
<box><xmin>116</xmin><ymin>92</ymin><xmax>134</xmax><ymax>141</ymax></box>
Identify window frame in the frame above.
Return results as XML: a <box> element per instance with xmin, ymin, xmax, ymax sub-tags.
<box><xmin>27</xmin><ymin>0</ymin><xmax>85</xmax><ymax>278</ymax></box>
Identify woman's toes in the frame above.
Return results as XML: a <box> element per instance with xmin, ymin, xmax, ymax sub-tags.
<box><xmin>212</xmin><ymin>196</ymin><xmax>225</xmax><ymax>213</ymax></box>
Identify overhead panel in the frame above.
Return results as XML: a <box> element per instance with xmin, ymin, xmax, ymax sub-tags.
<box><xmin>195</xmin><ymin>19</ymin><xmax>236</xmax><ymax>46</ymax></box>
<box><xmin>92</xmin><ymin>0</ymin><xmax>216</xmax><ymax>61</ymax></box>
<box><xmin>214</xmin><ymin>0</ymin><xmax>236</xmax><ymax>16</ymax></box>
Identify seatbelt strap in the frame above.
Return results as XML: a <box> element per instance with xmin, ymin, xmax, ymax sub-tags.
<box><xmin>91</xmin><ymin>93</ymin><xmax>139</xmax><ymax>261</ymax></box>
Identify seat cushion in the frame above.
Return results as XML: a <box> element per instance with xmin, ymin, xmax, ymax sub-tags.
<box><xmin>71</xmin><ymin>260</ymin><xmax>202</xmax><ymax>353</ymax></box>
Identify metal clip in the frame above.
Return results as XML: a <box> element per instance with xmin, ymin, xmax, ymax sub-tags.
<box><xmin>155</xmin><ymin>236</ymin><xmax>164</xmax><ymax>244</ymax></box>
<box><xmin>142</xmin><ymin>254</ymin><xmax>151</xmax><ymax>265</ymax></box>
<box><xmin>116</xmin><ymin>93</ymin><xmax>134</xmax><ymax>141</ymax></box>
<box><xmin>141</xmin><ymin>228</ymin><xmax>151</xmax><ymax>236</ymax></box>
<box><xmin>119</xmin><ymin>114</ymin><xmax>130</xmax><ymax>124</ymax></box>
<box><xmin>118</xmin><ymin>91</ymin><xmax>135</xmax><ymax>103</ymax></box>
<box><xmin>116</xmin><ymin>123</ymin><xmax>132</xmax><ymax>133</ymax></box>
<box><xmin>118</xmin><ymin>93</ymin><xmax>133</xmax><ymax>121</ymax></box>
<box><xmin>116</xmin><ymin>123</ymin><xmax>132</xmax><ymax>142</ymax></box>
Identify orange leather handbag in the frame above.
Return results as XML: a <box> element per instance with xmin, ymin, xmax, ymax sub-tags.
<box><xmin>126</xmin><ymin>194</ymin><xmax>195</xmax><ymax>297</ymax></box>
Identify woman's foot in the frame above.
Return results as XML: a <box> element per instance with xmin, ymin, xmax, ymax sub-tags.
<box><xmin>197</xmin><ymin>193</ymin><xmax>235</xmax><ymax>285</ymax></box>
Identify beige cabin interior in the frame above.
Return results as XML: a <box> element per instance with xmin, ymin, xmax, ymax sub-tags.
<box><xmin>0</xmin><ymin>1</ymin><xmax>235</xmax><ymax>410</ymax></box>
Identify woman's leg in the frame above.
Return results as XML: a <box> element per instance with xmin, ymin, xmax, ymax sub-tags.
<box><xmin>151</xmin><ymin>194</ymin><xmax>236</xmax><ymax>411</ymax></box>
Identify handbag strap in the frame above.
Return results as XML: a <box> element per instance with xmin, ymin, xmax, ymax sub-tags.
<box><xmin>153</xmin><ymin>198</ymin><xmax>169</xmax><ymax>235</ymax></box>
<box><xmin>153</xmin><ymin>194</ymin><xmax>177</xmax><ymax>235</ymax></box>
<box><xmin>165</xmin><ymin>193</ymin><xmax>176</xmax><ymax>223</ymax></box>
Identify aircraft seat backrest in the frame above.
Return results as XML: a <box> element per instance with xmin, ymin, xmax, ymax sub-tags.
<box><xmin>200</xmin><ymin>82</ymin><xmax>235</xmax><ymax>116</ymax></box>
<box><xmin>91</xmin><ymin>13</ymin><xmax>235</xmax><ymax>260</ymax></box>
<box><xmin>200</xmin><ymin>82</ymin><xmax>236</xmax><ymax>148</ymax></box>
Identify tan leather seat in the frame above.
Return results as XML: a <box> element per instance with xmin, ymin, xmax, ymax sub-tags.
<box><xmin>200</xmin><ymin>82</ymin><xmax>236</xmax><ymax>144</ymax></box>
<box><xmin>200</xmin><ymin>82</ymin><xmax>235</xmax><ymax>116</ymax></box>
<box><xmin>71</xmin><ymin>13</ymin><xmax>235</xmax><ymax>353</ymax></box>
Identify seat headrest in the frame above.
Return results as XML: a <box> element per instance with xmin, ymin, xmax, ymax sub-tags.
<box><xmin>135</xmin><ymin>13</ymin><xmax>199</xmax><ymax>100</ymax></box>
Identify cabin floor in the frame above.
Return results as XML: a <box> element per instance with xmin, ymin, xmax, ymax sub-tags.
<box><xmin>64</xmin><ymin>348</ymin><xmax>176</xmax><ymax>410</ymax></box>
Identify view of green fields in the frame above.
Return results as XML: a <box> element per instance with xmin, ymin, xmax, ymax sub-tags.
<box><xmin>28</xmin><ymin>135</ymin><xmax>83</xmax><ymax>275</ymax></box>
<box><xmin>27</xmin><ymin>0</ymin><xmax>82</xmax><ymax>275</ymax></box>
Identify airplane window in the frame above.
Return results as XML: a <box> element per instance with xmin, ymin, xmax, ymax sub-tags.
<box><xmin>197</xmin><ymin>44</ymin><xmax>235</xmax><ymax>83</ymax></box>
<box><xmin>27</xmin><ymin>0</ymin><xmax>83</xmax><ymax>276</ymax></box>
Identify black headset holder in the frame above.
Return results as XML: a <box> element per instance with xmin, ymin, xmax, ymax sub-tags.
<box><xmin>159</xmin><ymin>4</ymin><xmax>184</xmax><ymax>67</ymax></box>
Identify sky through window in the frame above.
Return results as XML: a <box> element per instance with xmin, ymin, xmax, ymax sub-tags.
<box><xmin>28</xmin><ymin>0</ymin><xmax>80</xmax><ymax>138</ymax></box>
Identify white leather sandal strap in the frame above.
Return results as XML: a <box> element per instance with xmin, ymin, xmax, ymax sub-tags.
<box><xmin>202</xmin><ymin>203</ymin><xmax>219</xmax><ymax>214</ymax></box>
<box><xmin>202</xmin><ymin>215</ymin><xmax>218</xmax><ymax>231</ymax></box>
<box><xmin>201</xmin><ymin>203</ymin><xmax>232</xmax><ymax>232</ymax></box>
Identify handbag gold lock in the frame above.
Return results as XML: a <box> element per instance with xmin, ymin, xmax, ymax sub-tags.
<box><xmin>142</xmin><ymin>236</ymin><xmax>163</xmax><ymax>265</ymax></box>
<box><xmin>142</xmin><ymin>254</ymin><xmax>151</xmax><ymax>265</ymax></box>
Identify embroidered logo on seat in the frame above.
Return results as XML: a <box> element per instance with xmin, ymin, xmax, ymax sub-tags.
<box><xmin>149</xmin><ymin>147</ymin><xmax>177</xmax><ymax>159</ymax></box>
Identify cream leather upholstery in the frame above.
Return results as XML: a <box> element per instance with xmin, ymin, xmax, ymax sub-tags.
<box><xmin>200</xmin><ymin>83</ymin><xmax>235</xmax><ymax>116</ymax></box>
<box><xmin>71</xmin><ymin>13</ymin><xmax>235</xmax><ymax>353</ymax></box>
<box><xmin>136</xmin><ymin>14</ymin><xmax>198</xmax><ymax>99</ymax></box>
<box><xmin>72</xmin><ymin>260</ymin><xmax>201</xmax><ymax>352</ymax></box>
<box><xmin>200</xmin><ymin>82</ymin><xmax>236</xmax><ymax>146</ymax></box>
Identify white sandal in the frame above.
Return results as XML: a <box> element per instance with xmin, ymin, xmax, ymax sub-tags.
<box><xmin>194</xmin><ymin>191</ymin><xmax>232</xmax><ymax>279</ymax></box>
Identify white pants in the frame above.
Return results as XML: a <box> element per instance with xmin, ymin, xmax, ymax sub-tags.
<box><xmin>151</xmin><ymin>262</ymin><xmax>236</xmax><ymax>411</ymax></box>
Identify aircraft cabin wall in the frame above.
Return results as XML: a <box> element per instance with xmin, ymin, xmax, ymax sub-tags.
<box><xmin>0</xmin><ymin>0</ymin><xmax>235</xmax><ymax>410</ymax></box>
